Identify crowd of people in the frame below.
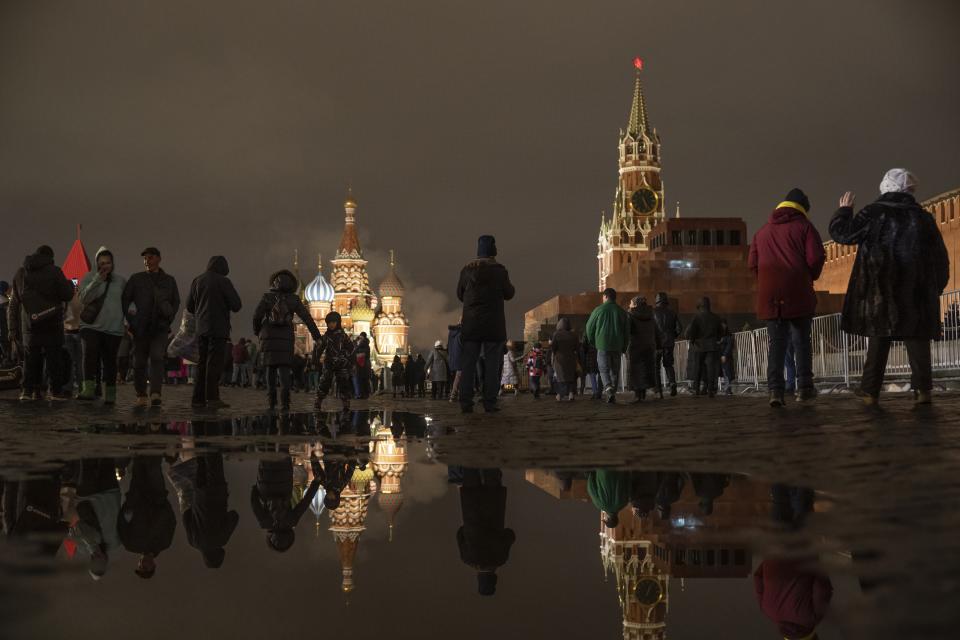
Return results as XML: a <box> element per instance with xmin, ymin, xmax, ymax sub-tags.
<box><xmin>1</xmin><ymin>169</ymin><xmax>950</xmax><ymax>412</ymax></box>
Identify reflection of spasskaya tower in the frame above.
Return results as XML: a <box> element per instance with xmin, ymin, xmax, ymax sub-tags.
<box><xmin>598</xmin><ymin>58</ymin><xmax>667</xmax><ymax>290</ymax></box>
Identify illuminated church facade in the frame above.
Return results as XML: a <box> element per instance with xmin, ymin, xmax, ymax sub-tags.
<box><xmin>294</xmin><ymin>193</ymin><xmax>411</xmax><ymax>364</ymax></box>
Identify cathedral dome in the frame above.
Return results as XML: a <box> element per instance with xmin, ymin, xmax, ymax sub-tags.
<box><xmin>304</xmin><ymin>268</ymin><xmax>335</xmax><ymax>303</ymax></box>
<box><xmin>350</xmin><ymin>298</ymin><xmax>375</xmax><ymax>323</ymax></box>
<box><xmin>379</xmin><ymin>251</ymin><xmax>405</xmax><ymax>298</ymax></box>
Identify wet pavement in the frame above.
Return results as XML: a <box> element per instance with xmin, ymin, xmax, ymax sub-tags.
<box><xmin>1</xmin><ymin>385</ymin><xmax>959</xmax><ymax>639</ymax></box>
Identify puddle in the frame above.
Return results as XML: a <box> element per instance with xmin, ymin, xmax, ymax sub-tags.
<box><xmin>0</xmin><ymin>412</ymin><xmax>931</xmax><ymax>638</ymax></box>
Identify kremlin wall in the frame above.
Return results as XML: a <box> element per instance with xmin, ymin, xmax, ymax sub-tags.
<box><xmin>524</xmin><ymin>65</ymin><xmax>958</xmax><ymax>344</ymax></box>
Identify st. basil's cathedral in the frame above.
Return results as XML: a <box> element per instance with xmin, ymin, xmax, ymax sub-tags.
<box><xmin>293</xmin><ymin>192</ymin><xmax>411</xmax><ymax>364</ymax></box>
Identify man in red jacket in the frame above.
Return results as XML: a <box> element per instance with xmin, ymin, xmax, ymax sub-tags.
<box><xmin>748</xmin><ymin>189</ymin><xmax>826</xmax><ymax>407</ymax></box>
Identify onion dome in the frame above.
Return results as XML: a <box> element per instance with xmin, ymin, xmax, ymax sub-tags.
<box><xmin>305</xmin><ymin>255</ymin><xmax>335</xmax><ymax>303</ymax></box>
<box><xmin>378</xmin><ymin>250</ymin><xmax>405</xmax><ymax>298</ymax></box>
<box><xmin>349</xmin><ymin>466</ymin><xmax>376</xmax><ymax>494</ymax></box>
<box><xmin>350</xmin><ymin>298</ymin><xmax>375</xmax><ymax>323</ymax></box>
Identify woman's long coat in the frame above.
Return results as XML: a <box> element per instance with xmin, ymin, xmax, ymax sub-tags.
<box><xmin>829</xmin><ymin>192</ymin><xmax>949</xmax><ymax>339</ymax></box>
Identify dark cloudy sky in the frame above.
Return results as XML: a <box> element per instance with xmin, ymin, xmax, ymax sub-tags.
<box><xmin>1</xmin><ymin>0</ymin><xmax>958</xmax><ymax>344</ymax></box>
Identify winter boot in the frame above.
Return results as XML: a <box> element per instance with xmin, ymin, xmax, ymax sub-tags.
<box><xmin>669</xmin><ymin>384</ymin><xmax>677</xmax><ymax>397</ymax></box>
<box><xmin>103</xmin><ymin>386</ymin><xmax>117</xmax><ymax>405</ymax></box>
<box><xmin>796</xmin><ymin>387</ymin><xmax>818</xmax><ymax>403</ymax></box>
<box><xmin>77</xmin><ymin>380</ymin><xmax>96</xmax><ymax>401</ymax></box>
<box><xmin>768</xmin><ymin>391</ymin><xmax>784</xmax><ymax>408</ymax></box>
<box><xmin>914</xmin><ymin>390</ymin><xmax>932</xmax><ymax>405</ymax></box>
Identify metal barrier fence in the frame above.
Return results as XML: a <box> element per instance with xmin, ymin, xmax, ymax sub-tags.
<box><xmin>670</xmin><ymin>289</ymin><xmax>960</xmax><ymax>391</ymax></box>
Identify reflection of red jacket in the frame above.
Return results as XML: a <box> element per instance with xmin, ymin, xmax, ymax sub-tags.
<box><xmin>748</xmin><ymin>206</ymin><xmax>826</xmax><ymax>321</ymax></box>
<box><xmin>754</xmin><ymin>558</ymin><xmax>833</xmax><ymax>639</ymax></box>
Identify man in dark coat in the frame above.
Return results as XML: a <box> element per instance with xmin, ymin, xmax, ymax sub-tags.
<box><xmin>627</xmin><ymin>296</ymin><xmax>661</xmax><ymax>401</ymax></box>
<box><xmin>173</xmin><ymin>452</ymin><xmax>239</xmax><ymax>569</ymax></box>
<box><xmin>652</xmin><ymin>292</ymin><xmax>682</xmax><ymax>397</ymax></box>
<box><xmin>7</xmin><ymin>245</ymin><xmax>76</xmax><ymax>400</ymax></box>
<box><xmin>456</xmin><ymin>468</ymin><xmax>515</xmax><ymax>596</ymax></box>
<box><xmin>252</xmin><ymin>269</ymin><xmax>321</xmax><ymax>411</ymax></box>
<box><xmin>122</xmin><ymin>247</ymin><xmax>180</xmax><ymax>407</ymax></box>
<box><xmin>829</xmin><ymin>169</ymin><xmax>950</xmax><ymax>405</ymax></box>
<box><xmin>186</xmin><ymin>256</ymin><xmax>242</xmax><ymax>409</ymax></box>
<box><xmin>117</xmin><ymin>456</ymin><xmax>176</xmax><ymax>579</ymax></box>
<box><xmin>684</xmin><ymin>297</ymin><xmax>723</xmax><ymax>397</ymax></box>
<box><xmin>749</xmin><ymin>188</ymin><xmax>826</xmax><ymax>406</ymax></box>
<box><xmin>456</xmin><ymin>235</ymin><xmax>515</xmax><ymax>413</ymax></box>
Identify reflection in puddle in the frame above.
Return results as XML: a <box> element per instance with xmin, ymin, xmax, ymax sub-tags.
<box><xmin>0</xmin><ymin>411</ymin><xmax>880</xmax><ymax>638</ymax></box>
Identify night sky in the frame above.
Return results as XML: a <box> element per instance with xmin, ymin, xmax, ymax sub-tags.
<box><xmin>1</xmin><ymin>0</ymin><xmax>958</xmax><ymax>344</ymax></box>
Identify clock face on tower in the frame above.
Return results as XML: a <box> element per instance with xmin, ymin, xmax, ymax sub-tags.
<box><xmin>631</xmin><ymin>187</ymin><xmax>659</xmax><ymax>215</ymax></box>
<box><xmin>635</xmin><ymin>577</ymin><xmax>664</xmax><ymax>606</ymax></box>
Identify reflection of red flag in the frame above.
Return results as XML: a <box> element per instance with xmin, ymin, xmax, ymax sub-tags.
<box><xmin>633</xmin><ymin>57</ymin><xmax>643</xmax><ymax>71</ymax></box>
<box><xmin>63</xmin><ymin>538</ymin><xmax>77</xmax><ymax>559</ymax></box>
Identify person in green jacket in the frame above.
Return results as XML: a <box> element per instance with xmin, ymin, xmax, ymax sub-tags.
<box><xmin>77</xmin><ymin>247</ymin><xmax>128</xmax><ymax>404</ymax></box>
<box><xmin>587</xmin><ymin>469</ymin><xmax>631</xmax><ymax>529</ymax></box>
<box><xmin>585</xmin><ymin>288</ymin><xmax>630</xmax><ymax>404</ymax></box>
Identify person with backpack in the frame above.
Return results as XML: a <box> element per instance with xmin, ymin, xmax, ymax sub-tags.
<box><xmin>252</xmin><ymin>270</ymin><xmax>321</xmax><ymax>412</ymax></box>
<box><xmin>76</xmin><ymin>247</ymin><xmax>127</xmax><ymax>404</ymax></box>
<box><xmin>8</xmin><ymin>245</ymin><xmax>76</xmax><ymax>401</ymax></box>
<box><xmin>185</xmin><ymin>256</ymin><xmax>242</xmax><ymax>409</ymax></box>
<box><xmin>313</xmin><ymin>311</ymin><xmax>356</xmax><ymax>411</ymax></box>
<box><xmin>122</xmin><ymin>247</ymin><xmax>180</xmax><ymax>407</ymax></box>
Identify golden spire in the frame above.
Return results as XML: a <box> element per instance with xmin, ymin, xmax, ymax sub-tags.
<box><xmin>293</xmin><ymin>249</ymin><xmax>303</xmax><ymax>298</ymax></box>
<box><xmin>675</xmin><ymin>201</ymin><xmax>681</xmax><ymax>219</ymax></box>
<box><xmin>389</xmin><ymin>249</ymin><xmax>395</xmax><ymax>268</ymax></box>
<box><xmin>318</xmin><ymin>253</ymin><xmax>323</xmax><ymax>271</ymax></box>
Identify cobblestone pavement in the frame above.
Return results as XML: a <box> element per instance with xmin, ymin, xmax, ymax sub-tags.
<box><xmin>1</xmin><ymin>384</ymin><xmax>959</xmax><ymax>637</ymax></box>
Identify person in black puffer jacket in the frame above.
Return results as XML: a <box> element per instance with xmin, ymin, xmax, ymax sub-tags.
<box><xmin>253</xmin><ymin>269</ymin><xmax>321</xmax><ymax>411</ymax></box>
<box><xmin>314</xmin><ymin>311</ymin><xmax>356</xmax><ymax>411</ymax></box>
<box><xmin>8</xmin><ymin>245</ymin><xmax>75</xmax><ymax>400</ymax></box>
<box><xmin>250</xmin><ymin>456</ymin><xmax>321</xmax><ymax>553</ymax></box>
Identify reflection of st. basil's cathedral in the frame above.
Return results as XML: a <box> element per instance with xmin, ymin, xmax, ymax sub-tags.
<box><xmin>293</xmin><ymin>192</ymin><xmax>410</xmax><ymax>363</ymax></box>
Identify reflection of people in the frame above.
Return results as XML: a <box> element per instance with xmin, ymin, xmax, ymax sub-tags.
<box><xmin>69</xmin><ymin>458</ymin><xmax>122</xmax><ymax>579</ymax></box>
<box><xmin>457</xmin><ymin>469</ymin><xmax>515</xmax><ymax>596</ymax></box>
<box><xmin>169</xmin><ymin>453</ymin><xmax>239</xmax><ymax>568</ymax></box>
<box><xmin>251</xmin><ymin>457</ymin><xmax>321</xmax><ymax>552</ymax></box>
<box><xmin>691</xmin><ymin>473</ymin><xmax>729</xmax><ymax>516</ymax></box>
<box><xmin>655</xmin><ymin>472</ymin><xmax>685</xmax><ymax>520</ymax></box>
<box><xmin>118</xmin><ymin>456</ymin><xmax>176</xmax><ymax>579</ymax></box>
<box><xmin>771</xmin><ymin>483</ymin><xmax>815</xmax><ymax>530</ymax></box>
<box><xmin>629</xmin><ymin>472</ymin><xmax>659</xmax><ymax>518</ymax></box>
<box><xmin>754</xmin><ymin>558</ymin><xmax>833</xmax><ymax>640</ymax></box>
<box><xmin>1</xmin><ymin>470</ymin><xmax>68</xmax><ymax>555</ymax></box>
<box><xmin>587</xmin><ymin>469</ymin><xmax>631</xmax><ymax>528</ymax></box>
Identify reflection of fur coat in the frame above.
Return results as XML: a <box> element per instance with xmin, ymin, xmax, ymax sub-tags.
<box><xmin>829</xmin><ymin>192</ymin><xmax>949</xmax><ymax>339</ymax></box>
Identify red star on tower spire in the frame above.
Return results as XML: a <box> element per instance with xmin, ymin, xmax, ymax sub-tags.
<box><xmin>633</xmin><ymin>56</ymin><xmax>643</xmax><ymax>71</ymax></box>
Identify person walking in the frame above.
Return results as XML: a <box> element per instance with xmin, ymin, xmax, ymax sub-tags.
<box><xmin>499</xmin><ymin>342</ymin><xmax>523</xmax><ymax>396</ymax></box>
<box><xmin>122</xmin><ymin>247</ymin><xmax>180</xmax><ymax>407</ymax></box>
<box><xmin>627</xmin><ymin>296</ymin><xmax>661</xmax><ymax>402</ymax></box>
<box><xmin>185</xmin><ymin>256</ymin><xmax>242</xmax><ymax>409</ymax></box>
<box><xmin>580</xmin><ymin>335</ymin><xmax>600</xmax><ymax>400</ymax></box>
<box><xmin>525</xmin><ymin>343</ymin><xmax>547</xmax><ymax>400</ymax></box>
<box><xmin>117</xmin><ymin>456</ymin><xmax>176</xmax><ymax>579</ymax></box>
<box><xmin>550</xmin><ymin>318</ymin><xmax>578</xmax><ymax>401</ymax></box>
<box><xmin>447</xmin><ymin>321</ymin><xmax>463</xmax><ymax>402</ymax></box>
<box><xmin>585</xmin><ymin>288</ymin><xmax>630</xmax><ymax>404</ymax></box>
<box><xmin>456</xmin><ymin>235</ymin><xmax>515</xmax><ymax>414</ymax></box>
<box><xmin>829</xmin><ymin>169</ymin><xmax>949</xmax><ymax>406</ymax></box>
<box><xmin>748</xmin><ymin>188</ymin><xmax>826</xmax><ymax>407</ymax></box>
<box><xmin>390</xmin><ymin>355</ymin><xmax>405</xmax><ymax>399</ymax></box>
<box><xmin>313</xmin><ymin>311</ymin><xmax>356</xmax><ymax>411</ymax></box>
<box><xmin>252</xmin><ymin>269</ymin><xmax>321</xmax><ymax>412</ymax></box>
<box><xmin>685</xmin><ymin>297</ymin><xmax>723</xmax><ymax>397</ymax></box>
<box><xmin>8</xmin><ymin>245</ymin><xmax>76</xmax><ymax>401</ymax></box>
<box><xmin>652</xmin><ymin>292</ymin><xmax>683</xmax><ymax>397</ymax></box>
<box><xmin>426</xmin><ymin>340</ymin><xmax>450</xmax><ymax>400</ymax></box>
<box><xmin>76</xmin><ymin>247</ymin><xmax>127</xmax><ymax>404</ymax></box>
<box><xmin>231</xmin><ymin>338</ymin><xmax>250</xmax><ymax>387</ymax></box>
<box><xmin>353</xmin><ymin>333</ymin><xmax>372</xmax><ymax>399</ymax></box>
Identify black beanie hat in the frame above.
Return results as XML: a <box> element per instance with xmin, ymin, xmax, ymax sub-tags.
<box><xmin>36</xmin><ymin>245</ymin><xmax>54</xmax><ymax>259</ymax></box>
<box><xmin>477</xmin><ymin>235</ymin><xmax>497</xmax><ymax>258</ymax></box>
<box><xmin>477</xmin><ymin>571</ymin><xmax>498</xmax><ymax>596</ymax></box>
<box><xmin>325</xmin><ymin>311</ymin><xmax>342</xmax><ymax>325</ymax></box>
<box><xmin>784</xmin><ymin>188</ymin><xmax>810</xmax><ymax>213</ymax></box>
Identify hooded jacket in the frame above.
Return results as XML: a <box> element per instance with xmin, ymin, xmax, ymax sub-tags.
<box><xmin>457</xmin><ymin>257</ymin><xmax>515</xmax><ymax>342</ymax></box>
<box><xmin>748</xmin><ymin>204</ymin><xmax>826</xmax><ymax>321</ymax></box>
<box><xmin>685</xmin><ymin>297</ymin><xmax>723</xmax><ymax>352</ymax></box>
<box><xmin>628</xmin><ymin>301</ymin><xmax>662</xmax><ymax>354</ymax></box>
<box><xmin>653</xmin><ymin>300</ymin><xmax>683</xmax><ymax>346</ymax></box>
<box><xmin>78</xmin><ymin>247</ymin><xmax>128</xmax><ymax>336</ymax></box>
<box><xmin>9</xmin><ymin>251</ymin><xmax>75</xmax><ymax>347</ymax></box>
<box><xmin>252</xmin><ymin>270</ymin><xmax>319</xmax><ymax>367</ymax></box>
<box><xmin>829</xmin><ymin>192</ymin><xmax>949</xmax><ymax>338</ymax></box>
<box><xmin>550</xmin><ymin>318</ymin><xmax>579</xmax><ymax>383</ymax></box>
<box><xmin>186</xmin><ymin>256</ymin><xmax>242</xmax><ymax>339</ymax></box>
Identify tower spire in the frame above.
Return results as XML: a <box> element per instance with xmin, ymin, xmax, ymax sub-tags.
<box><xmin>627</xmin><ymin>58</ymin><xmax>651</xmax><ymax>137</ymax></box>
